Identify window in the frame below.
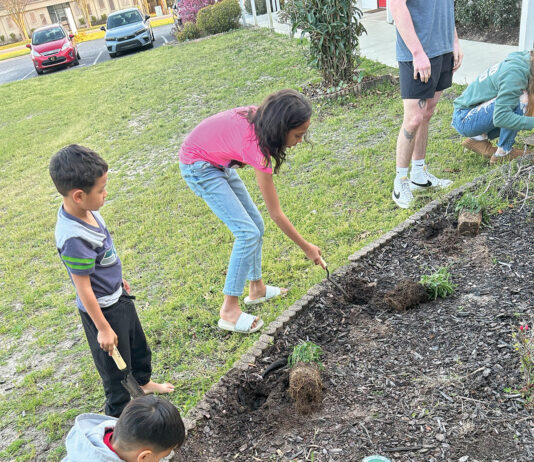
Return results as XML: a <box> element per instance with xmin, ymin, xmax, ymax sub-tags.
<box><xmin>40</xmin><ymin>14</ymin><xmax>47</xmax><ymax>25</ymax></box>
<box><xmin>30</xmin><ymin>12</ymin><xmax>37</xmax><ymax>24</ymax></box>
<box><xmin>98</xmin><ymin>0</ymin><xmax>105</xmax><ymax>10</ymax></box>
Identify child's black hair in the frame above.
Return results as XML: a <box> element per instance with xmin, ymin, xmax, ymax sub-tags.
<box><xmin>49</xmin><ymin>144</ymin><xmax>108</xmax><ymax>196</ymax></box>
<box><xmin>114</xmin><ymin>395</ymin><xmax>186</xmax><ymax>453</ymax></box>
<box><xmin>246</xmin><ymin>89</ymin><xmax>312</xmax><ymax>174</ymax></box>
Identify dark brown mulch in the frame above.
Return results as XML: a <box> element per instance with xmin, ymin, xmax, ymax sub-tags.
<box><xmin>457</xmin><ymin>25</ymin><xmax>520</xmax><ymax>46</ymax></box>
<box><xmin>176</xmin><ymin>198</ymin><xmax>534</xmax><ymax>462</ymax></box>
<box><xmin>300</xmin><ymin>73</ymin><xmax>382</xmax><ymax>99</ymax></box>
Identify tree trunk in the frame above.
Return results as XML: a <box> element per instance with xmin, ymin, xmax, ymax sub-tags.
<box><xmin>13</xmin><ymin>12</ymin><xmax>28</xmax><ymax>40</ymax></box>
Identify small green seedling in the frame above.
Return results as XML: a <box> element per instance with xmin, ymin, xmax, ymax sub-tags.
<box><xmin>455</xmin><ymin>192</ymin><xmax>484</xmax><ymax>214</ymax></box>
<box><xmin>455</xmin><ymin>192</ymin><xmax>492</xmax><ymax>225</ymax></box>
<box><xmin>420</xmin><ymin>267</ymin><xmax>456</xmax><ymax>300</ymax></box>
<box><xmin>288</xmin><ymin>341</ymin><xmax>323</xmax><ymax>368</ymax></box>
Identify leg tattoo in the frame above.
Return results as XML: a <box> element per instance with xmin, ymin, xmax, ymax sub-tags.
<box><xmin>418</xmin><ymin>98</ymin><xmax>427</xmax><ymax>109</ymax></box>
<box><xmin>403</xmin><ymin>128</ymin><xmax>416</xmax><ymax>142</ymax></box>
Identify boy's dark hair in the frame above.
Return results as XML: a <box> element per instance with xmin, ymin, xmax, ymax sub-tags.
<box><xmin>114</xmin><ymin>395</ymin><xmax>186</xmax><ymax>452</ymax></box>
<box><xmin>49</xmin><ymin>144</ymin><xmax>108</xmax><ymax>196</ymax></box>
<box><xmin>245</xmin><ymin>89</ymin><xmax>312</xmax><ymax>174</ymax></box>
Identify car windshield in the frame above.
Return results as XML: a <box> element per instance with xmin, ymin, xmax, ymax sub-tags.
<box><xmin>107</xmin><ymin>11</ymin><xmax>143</xmax><ymax>29</ymax></box>
<box><xmin>32</xmin><ymin>27</ymin><xmax>65</xmax><ymax>45</ymax></box>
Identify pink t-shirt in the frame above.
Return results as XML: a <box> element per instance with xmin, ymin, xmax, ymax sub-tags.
<box><xmin>179</xmin><ymin>107</ymin><xmax>272</xmax><ymax>174</ymax></box>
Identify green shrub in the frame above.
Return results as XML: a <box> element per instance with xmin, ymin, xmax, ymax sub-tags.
<box><xmin>0</xmin><ymin>35</ymin><xmax>4</xmax><ymax>43</ymax></box>
<box><xmin>9</xmin><ymin>33</ymin><xmax>16</xmax><ymax>42</ymax></box>
<box><xmin>279</xmin><ymin>0</ymin><xmax>366</xmax><ymax>86</ymax></box>
<box><xmin>91</xmin><ymin>15</ymin><xmax>97</xmax><ymax>24</ymax></box>
<box><xmin>176</xmin><ymin>21</ymin><xmax>201</xmax><ymax>41</ymax></box>
<box><xmin>197</xmin><ymin>0</ymin><xmax>241</xmax><ymax>35</ymax></box>
<box><xmin>79</xmin><ymin>17</ymin><xmax>86</xmax><ymax>26</ymax></box>
<box><xmin>455</xmin><ymin>0</ymin><xmax>520</xmax><ymax>29</ymax></box>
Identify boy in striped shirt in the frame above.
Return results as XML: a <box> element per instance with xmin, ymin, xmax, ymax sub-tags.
<box><xmin>50</xmin><ymin>145</ymin><xmax>173</xmax><ymax>417</ymax></box>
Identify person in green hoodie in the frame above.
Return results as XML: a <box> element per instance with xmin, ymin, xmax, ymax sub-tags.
<box><xmin>452</xmin><ymin>51</ymin><xmax>534</xmax><ymax>165</ymax></box>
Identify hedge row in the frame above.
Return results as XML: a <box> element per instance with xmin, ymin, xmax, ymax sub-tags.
<box><xmin>455</xmin><ymin>0</ymin><xmax>521</xmax><ymax>29</ymax></box>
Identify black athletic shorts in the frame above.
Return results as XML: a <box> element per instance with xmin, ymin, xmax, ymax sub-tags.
<box><xmin>399</xmin><ymin>52</ymin><xmax>454</xmax><ymax>100</ymax></box>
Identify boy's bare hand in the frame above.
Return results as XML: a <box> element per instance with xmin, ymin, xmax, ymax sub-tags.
<box><xmin>98</xmin><ymin>327</ymin><xmax>118</xmax><ymax>355</ymax></box>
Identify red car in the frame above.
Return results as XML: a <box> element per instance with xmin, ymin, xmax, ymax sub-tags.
<box><xmin>27</xmin><ymin>24</ymin><xmax>80</xmax><ymax>75</ymax></box>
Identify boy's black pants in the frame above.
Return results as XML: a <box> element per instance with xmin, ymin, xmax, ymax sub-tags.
<box><xmin>80</xmin><ymin>292</ymin><xmax>151</xmax><ymax>417</ymax></box>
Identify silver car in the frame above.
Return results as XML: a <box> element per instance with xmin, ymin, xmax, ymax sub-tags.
<box><xmin>100</xmin><ymin>8</ymin><xmax>155</xmax><ymax>58</ymax></box>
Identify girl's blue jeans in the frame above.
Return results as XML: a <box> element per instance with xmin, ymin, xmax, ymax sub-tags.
<box><xmin>452</xmin><ymin>98</ymin><xmax>527</xmax><ymax>152</ymax></box>
<box><xmin>179</xmin><ymin>161</ymin><xmax>264</xmax><ymax>296</ymax></box>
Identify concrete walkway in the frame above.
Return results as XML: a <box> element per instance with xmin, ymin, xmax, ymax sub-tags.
<box><xmin>244</xmin><ymin>8</ymin><xmax>517</xmax><ymax>85</ymax></box>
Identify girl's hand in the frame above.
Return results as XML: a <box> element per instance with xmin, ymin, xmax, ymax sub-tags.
<box><xmin>304</xmin><ymin>242</ymin><xmax>323</xmax><ymax>266</ymax></box>
<box><xmin>122</xmin><ymin>278</ymin><xmax>131</xmax><ymax>294</ymax></box>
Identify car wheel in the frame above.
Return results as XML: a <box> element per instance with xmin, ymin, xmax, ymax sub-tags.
<box><xmin>77</xmin><ymin>51</ymin><xmax>81</xmax><ymax>59</ymax></box>
<box><xmin>72</xmin><ymin>56</ymin><xmax>80</xmax><ymax>66</ymax></box>
<box><xmin>109</xmin><ymin>52</ymin><xmax>117</xmax><ymax>58</ymax></box>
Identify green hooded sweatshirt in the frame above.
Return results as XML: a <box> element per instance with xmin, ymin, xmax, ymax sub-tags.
<box><xmin>454</xmin><ymin>51</ymin><xmax>534</xmax><ymax>131</ymax></box>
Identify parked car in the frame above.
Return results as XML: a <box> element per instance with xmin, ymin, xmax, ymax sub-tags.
<box><xmin>27</xmin><ymin>24</ymin><xmax>80</xmax><ymax>75</ymax></box>
<box><xmin>101</xmin><ymin>8</ymin><xmax>155</xmax><ymax>58</ymax></box>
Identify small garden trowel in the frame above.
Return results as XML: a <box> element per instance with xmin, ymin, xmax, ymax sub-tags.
<box><xmin>111</xmin><ymin>346</ymin><xmax>145</xmax><ymax>398</ymax></box>
<box><xmin>319</xmin><ymin>257</ymin><xmax>350</xmax><ymax>299</ymax></box>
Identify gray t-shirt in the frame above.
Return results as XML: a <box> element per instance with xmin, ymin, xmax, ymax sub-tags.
<box><xmin>396</xmin><ymin>0</ymin><xmax>455</xmax><ymax>62</ymax></box>
<box><xmin>55</xmin><ymin>207</ymin><xmax>123</xmax><ymax>312</ymax></box>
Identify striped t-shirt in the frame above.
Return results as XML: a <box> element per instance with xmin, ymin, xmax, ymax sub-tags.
<box><xmin>55</xmin><ymin>206</ymin><xmax>122</xmax><ymax>312</ymax></box>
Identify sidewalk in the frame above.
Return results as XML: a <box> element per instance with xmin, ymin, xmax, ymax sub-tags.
<box><xmin>244</xmin><ymin>8</ymin><xmax>518</xmax><ymax>85</ymax></box>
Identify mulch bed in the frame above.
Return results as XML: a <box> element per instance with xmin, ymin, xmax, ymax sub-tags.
<box><xmin>300</xmin><ymin>73</ymin><xmax>396</xmax><ymax>100</ymax></box>
<box><xmin>176</xmin><ymin>196</ymin><xmax>534</xmax><ymax>461</ymax></box>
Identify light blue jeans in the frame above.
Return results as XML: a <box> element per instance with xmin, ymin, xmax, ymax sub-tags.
<box><xmin>452</xmin><ymin>98</ymin><xmax>527</xmax><ymax>152</ymax></box>
<box><xmin>179</xmin><ymin>161</ymin><xmax>264</xmax><ymax>296</ymax></box>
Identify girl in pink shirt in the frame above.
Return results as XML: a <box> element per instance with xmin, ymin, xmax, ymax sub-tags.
<box><xmin>179</xmin><ymin>89</ymin><xmax>324</xmax><ymax>334</ymax></box>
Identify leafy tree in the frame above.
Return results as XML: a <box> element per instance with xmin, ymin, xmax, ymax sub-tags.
<box><xmin>280</xmin><ymin>0</ymin><xmax>366</xmax><ymax>86</ymax></box>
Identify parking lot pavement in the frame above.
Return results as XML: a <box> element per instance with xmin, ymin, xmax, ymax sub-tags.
<box><xmin>0</xmin><ymin>24</ymin><xmax>174</xmax><ymax>86</ymax></box>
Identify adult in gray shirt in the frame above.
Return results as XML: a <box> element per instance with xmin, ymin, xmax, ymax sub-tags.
<box><xmin>390</xmin><ymin>0</ymin><xmax>463</xmax><ymax>208</ymax></box>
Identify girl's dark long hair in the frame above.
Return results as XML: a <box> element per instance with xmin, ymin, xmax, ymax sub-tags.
<box><xmin>245</xmin><ymin>89</ymin><xmax>312</xmax><ymax>174</ymax></box>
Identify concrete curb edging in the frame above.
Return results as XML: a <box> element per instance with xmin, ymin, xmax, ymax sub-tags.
<box><xmin>182</xmin><ymin>168</ymin><xmax>502</xmax><ymax>432</ymax></box>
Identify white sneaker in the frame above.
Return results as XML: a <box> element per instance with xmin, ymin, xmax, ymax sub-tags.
<box><xmin>392</xmin><ymin>176</ymin><xmax>413</xmax><ymax>209</ymax></box>
<box><xmin>410</xmin><ymin>166</ymin><xmax>453</xmax><ymax>191</ymax></box>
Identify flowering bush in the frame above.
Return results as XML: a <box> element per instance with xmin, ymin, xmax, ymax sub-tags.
<box><xmin>179</xmin><ymin>0</ymin><xmax>215</xmax><ymax>23</ymax></box>
<box><xmin>512</xmin><ymin>323</ymin><xmax>534</xmax><ymax>406</ymax></box>
<box><xmin>455</xmin><ymin>0</ymin><xmax>521</xmax><ymax>30</ymax></box>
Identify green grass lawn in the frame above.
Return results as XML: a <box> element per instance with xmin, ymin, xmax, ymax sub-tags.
<box><xmin>0</xmin><ymin>28</ymin><xmax>489</xmax><ymax>460</ymax></box>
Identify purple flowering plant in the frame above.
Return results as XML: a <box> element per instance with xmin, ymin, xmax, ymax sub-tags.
<box><xmin>178</xmin><ymin>0</ymin><xmax>215</xmax><ymax>23</ymax></box>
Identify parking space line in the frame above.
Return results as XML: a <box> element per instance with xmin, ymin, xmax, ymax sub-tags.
<box><xmin>21</xmin><ymin>69</ymin><xmax>34</xmax><ymax>80</ymax></box>
<box><xmin>162</xmin><ymin>35</ymin><xmax>168</xmax><ymax>43</ymax></box>
<box><xmin>93</xmin><ymin>50</ymin><xmax>104</xmax><ymax>65</ymax></box>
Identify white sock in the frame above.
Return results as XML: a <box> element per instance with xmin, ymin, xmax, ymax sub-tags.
<box><xmin>494</xmin><ymin>148</ymin><xmax>508</xmax><ymax>157</ymax></box>
<box><xmin>396</xmin><ymin>167</ymin><xmax>409</xmax><ymax>179</ymax></box>
<box><xmin>411</xmin><ymin>159</ymin><xmax>425</xmax><ymax>174</ymax></box>
<box><xmin>471</xmin><ymin>134</ymin><xmax>488</xmax><ymax>141</ymax></box>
